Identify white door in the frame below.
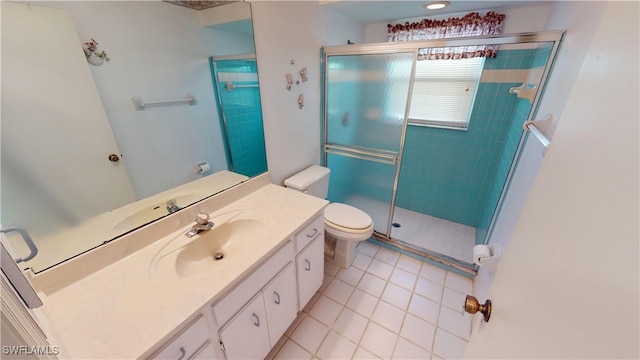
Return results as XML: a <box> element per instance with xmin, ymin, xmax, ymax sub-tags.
<box><xmin>264</xmin><ymin>263</ymin><xmax>298</xmax><ymax>343</ymax></box>
<box><xmin>1</xmin><ymin>2</ymin><xmax>136</xmax><ymax>227</ymax></box>
<box><xmin>464</xmin><ymin>2</ymin><xmax>639</xmax><ymax>358</ymax></box>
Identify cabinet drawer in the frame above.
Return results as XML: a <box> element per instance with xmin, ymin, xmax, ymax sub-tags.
<box><xmin>294</xmin><ymin>214</ymin><xmax>323</xmax><ymax>252</ymax></box>
<box><xmin>150</xmin><ymin>316</ymin><xmax>209</xmax><ymax>360</ymax></box>
<box><xmin>212</xmin><ymin>240</ymin><xmax>294</xmax><ymax>326</ymax></box>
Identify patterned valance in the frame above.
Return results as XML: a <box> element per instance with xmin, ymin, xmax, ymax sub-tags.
<box><xmin>387</xmin><ymin>11</ymin><xmax>505</xmax><ymax>60</ymax></box>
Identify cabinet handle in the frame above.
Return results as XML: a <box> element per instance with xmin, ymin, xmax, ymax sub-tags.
<box><xmin>177</xmin><ymin>346</ymin><xmax>186</xmax><ymax>360</ymax></box>
<box><xmin>306</xmin><ymin>228</ymin><xmax>318</xmax><ymax>238</ymax></box>
<box><xmin>304</xmin><ymin>259</ymin><xmax>311</xmax><ymax>271</ymax></box>
<box><xmin>274</xmin><ymin>291</ymin><xmax>281</xmax><ymax>305</ymax></box>
<box><xmin>252</xmin><ymin>313</ymin><xmax>261</xmax><ymax>327</ymax></box>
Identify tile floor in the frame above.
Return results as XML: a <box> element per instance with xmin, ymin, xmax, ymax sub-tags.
<box><xmin>271</xmin><ymin>241</ymin><xmax>474</xmax><ymax>360</ymax></box>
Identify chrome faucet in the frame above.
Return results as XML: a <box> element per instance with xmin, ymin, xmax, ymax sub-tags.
<box><xmin>186</xmin><ymin>212</ymin><xmax>214</xmax><ymax>237</ymax></box>
<box><xmin>166</xmin><ymin>199</ymin><xmax>182</xmax><ymax>214</ymax></box>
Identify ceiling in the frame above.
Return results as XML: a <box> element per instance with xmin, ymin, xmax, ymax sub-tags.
<box><xmin>322</xmin><ymin>0</ymin><xmax>552</xmax><ymax>24</ymax></box>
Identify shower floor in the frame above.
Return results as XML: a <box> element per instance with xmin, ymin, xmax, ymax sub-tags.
<box><xmin>391</xmin><ymin>207</ymin><xmax>475</xmax><ymax>264</ymax></box>
<box><xmin>345</xmin><ymin>195</ymin><xmax>475</xmax><ymax>265</ymax></box>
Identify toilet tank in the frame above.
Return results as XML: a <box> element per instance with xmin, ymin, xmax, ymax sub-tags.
<box><xmin>284</xmin><ymin>165</ymin><xmax>330</xmax><ymax>198</ymax></box>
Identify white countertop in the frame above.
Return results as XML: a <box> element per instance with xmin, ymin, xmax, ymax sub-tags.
<box><xmin>40</xmin><ymin>184</ymin><xmax>327</xmax><ymax>359</ymax></box>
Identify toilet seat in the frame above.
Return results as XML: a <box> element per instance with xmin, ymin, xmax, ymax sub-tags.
<box><xmin>325</xmin><ymin>203</ymin><xmax>372</xmax><ymax>230</ymax></box>
<box><xmin>324</xmin><ymin>203</ymin><xmax>374</xmax><ymax>241</ymax></box>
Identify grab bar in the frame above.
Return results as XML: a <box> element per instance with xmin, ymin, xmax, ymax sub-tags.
<box><xmin>132</xmin><ymin>94</ymin><xmax>196</xmax><ymax>111</ymax></box>
<box><xmin>325</xmin><ymin>143</ymin><xmax>398</xmax><ymax>165</ymax></box>
<box><xmin>0</xmin><ymin>227</ymin><xmax>38</xmax><ymax>263</ymax></box>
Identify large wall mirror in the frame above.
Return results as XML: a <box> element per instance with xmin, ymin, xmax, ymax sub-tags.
<box><xmin>1</xmin><ymin>0</ymin><xmax>265</xmax><ymax>273</ymax></box>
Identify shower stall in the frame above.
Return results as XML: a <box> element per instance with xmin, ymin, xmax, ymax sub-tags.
<box><xmin>322</xmin><ymin>32</ymin><xmax>563</xmax><ymax>273</ymax></box>
<box><xmin>210</xmin><ymin>55</ymin><xmax>267</xmax><ymax>178</ymax></box>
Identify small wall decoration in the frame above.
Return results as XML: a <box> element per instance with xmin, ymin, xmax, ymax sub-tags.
<box><xmin>299</xmin><ymin>68</ymin><xmax>308</xmax><ymax>83</ymax></box>
<box><xmin>286</xmin><ymin>59</ymin><xmax>309</xmax><ymax>109</ymax></box>
<box><xmin>285</xmin><ymin>73</ymin><xmax>293</xmax><ymax>91</ymax></box>
<box><xmin>83</xmin><ymin>38</ymin><xmax>109</xmax><ymax>66</ymax></box>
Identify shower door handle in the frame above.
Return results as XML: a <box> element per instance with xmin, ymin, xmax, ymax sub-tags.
<box><xmin>324</xmin><ymin>143</ymin><xmax>398</xmax><ymax>165</ymax></box>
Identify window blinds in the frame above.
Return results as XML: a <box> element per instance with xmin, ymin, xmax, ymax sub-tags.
<box><xmin>408</xmin><ymin>57</ymin><xmax>484</xmax><ymax>129</ymax></box>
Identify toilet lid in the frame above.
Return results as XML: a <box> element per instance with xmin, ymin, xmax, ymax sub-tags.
<box><xmin>325</xmin><ymin>203</ymin><xmax>372</xmax><ymax>230</ymax></box>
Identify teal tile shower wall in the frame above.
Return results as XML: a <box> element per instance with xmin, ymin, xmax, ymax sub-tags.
<box><xmin>396</xmin><ymin>48</ymin><xmax>547</xmax><ymax>234</ymax></box>
<box><xmin>395</xmin><ymin>81</ymin><xmax>520</xmax><ymax>227</ymax></box>
<box><xmin>475</xmin><ymin>45</ymin><xmax>551</xmax><ymax>243</ymax></box>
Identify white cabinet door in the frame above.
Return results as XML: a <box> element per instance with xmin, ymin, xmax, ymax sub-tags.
<box><xmin>296</xmin><ymin>236</ymin><xmax>324</xmax><ymax>311</ymax></box>
<box><xmin>191</xmin><ymin>342</ymin><xmax>218</xmax><ymax>360</ymax></box>
<box><xmin>218</xmin><ymin>293</ymin><xmax>270</xmax><ymax>360</ymax></box>
<box><xmin>263</xmin><ymin>263</ymin><xmax>298</xmax><ymax>344</ymax></box>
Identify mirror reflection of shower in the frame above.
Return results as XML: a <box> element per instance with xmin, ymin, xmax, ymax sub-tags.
<box><xmin>210</xmin><ymin>55</ymin><xmax>267</xmax><ymax>178</ymax></box>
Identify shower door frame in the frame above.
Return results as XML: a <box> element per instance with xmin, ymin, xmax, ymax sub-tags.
<box><xmin>322</xmin><ymin>31</ymin><xmax>565</xmax><ymax>273</ymax></box>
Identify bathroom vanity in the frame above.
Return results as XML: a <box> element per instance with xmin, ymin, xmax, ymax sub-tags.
<box><xmin>32</xmin><ymin>173</ymin><xmax>328</xmax><ymax>359</ymax></box>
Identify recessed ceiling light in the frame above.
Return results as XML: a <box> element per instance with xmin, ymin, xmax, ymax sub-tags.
<box><xmin>424</xmin><ymin>1</ymin><xmax>451</xmax><ymax>10</ymax></box>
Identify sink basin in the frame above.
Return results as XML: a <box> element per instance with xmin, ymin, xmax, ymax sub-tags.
<box><xmin>150</xmin><ymin>210</ymin><xmax>265</xmax><ymax>278</ymax></box>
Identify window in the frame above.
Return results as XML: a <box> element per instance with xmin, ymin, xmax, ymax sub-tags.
<box><xmin>408</xmin><ymin>57</ymin><xmax>484</xmax><ymax>130</ymax></box>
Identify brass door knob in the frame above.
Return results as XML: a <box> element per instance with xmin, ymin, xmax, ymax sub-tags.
<box><xmin>464</xmin><ymin>295</ymin><xmax>492</xmax><ymax>322</ymax></box>
<box><xmin>108</xmin><ymin>154</ymin><xmax>120</xmax><ymax>162</ymax></box>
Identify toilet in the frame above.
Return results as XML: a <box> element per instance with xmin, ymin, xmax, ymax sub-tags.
<box><xmin>284</xmin><ymin>165</ymin><xmax>374</xmax><ymax>268</ymax></box>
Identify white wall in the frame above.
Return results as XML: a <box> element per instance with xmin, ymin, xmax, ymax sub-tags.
<box><xmin>251</xmin><ymin>1</ymin><xmax>323</xmax><ymax>185</ymax></box>
<box><xmin>537</xmin><ymin>1</ymin><xmax>607</xmax><ymax>138</ymax></box>
<box><xmin>464</xmin><ymin>1</ymin><xmax>639</xmax><ymax>357</ymax></box>
<box><xmin>208</xmin><ymin>28</ymin><xmax>256</xmax><ymax>56</ymax></box>
<box><xmin>322</xmin><ymin>7</ymin><xmax>367</xmax><ymax>46</ymax></box>
<box><xmin>35</xmin><ymin>1</ymin><xmax>228</xmax><ymax>199</ymax></box>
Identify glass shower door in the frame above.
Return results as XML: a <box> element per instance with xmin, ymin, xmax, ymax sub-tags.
<box><xmin>323</xmin><ymin>52</ymin><xmax>414</xmax><ymax>235</ymax></box>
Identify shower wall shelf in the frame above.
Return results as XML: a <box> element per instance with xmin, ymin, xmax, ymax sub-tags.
<box><xmin>509</xmin><ymin>83</ymin><xmax>537</xmax><ymax>104</ymax></box>
<box><xmin>132</xmin><ymin>94</ymin><xmax>196</xmax><ymax>111</ymax></box>
<box><xmin>225</xmin><ymin>81</ymin><xmax>259</xmax><ymax>92</ymax></box>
